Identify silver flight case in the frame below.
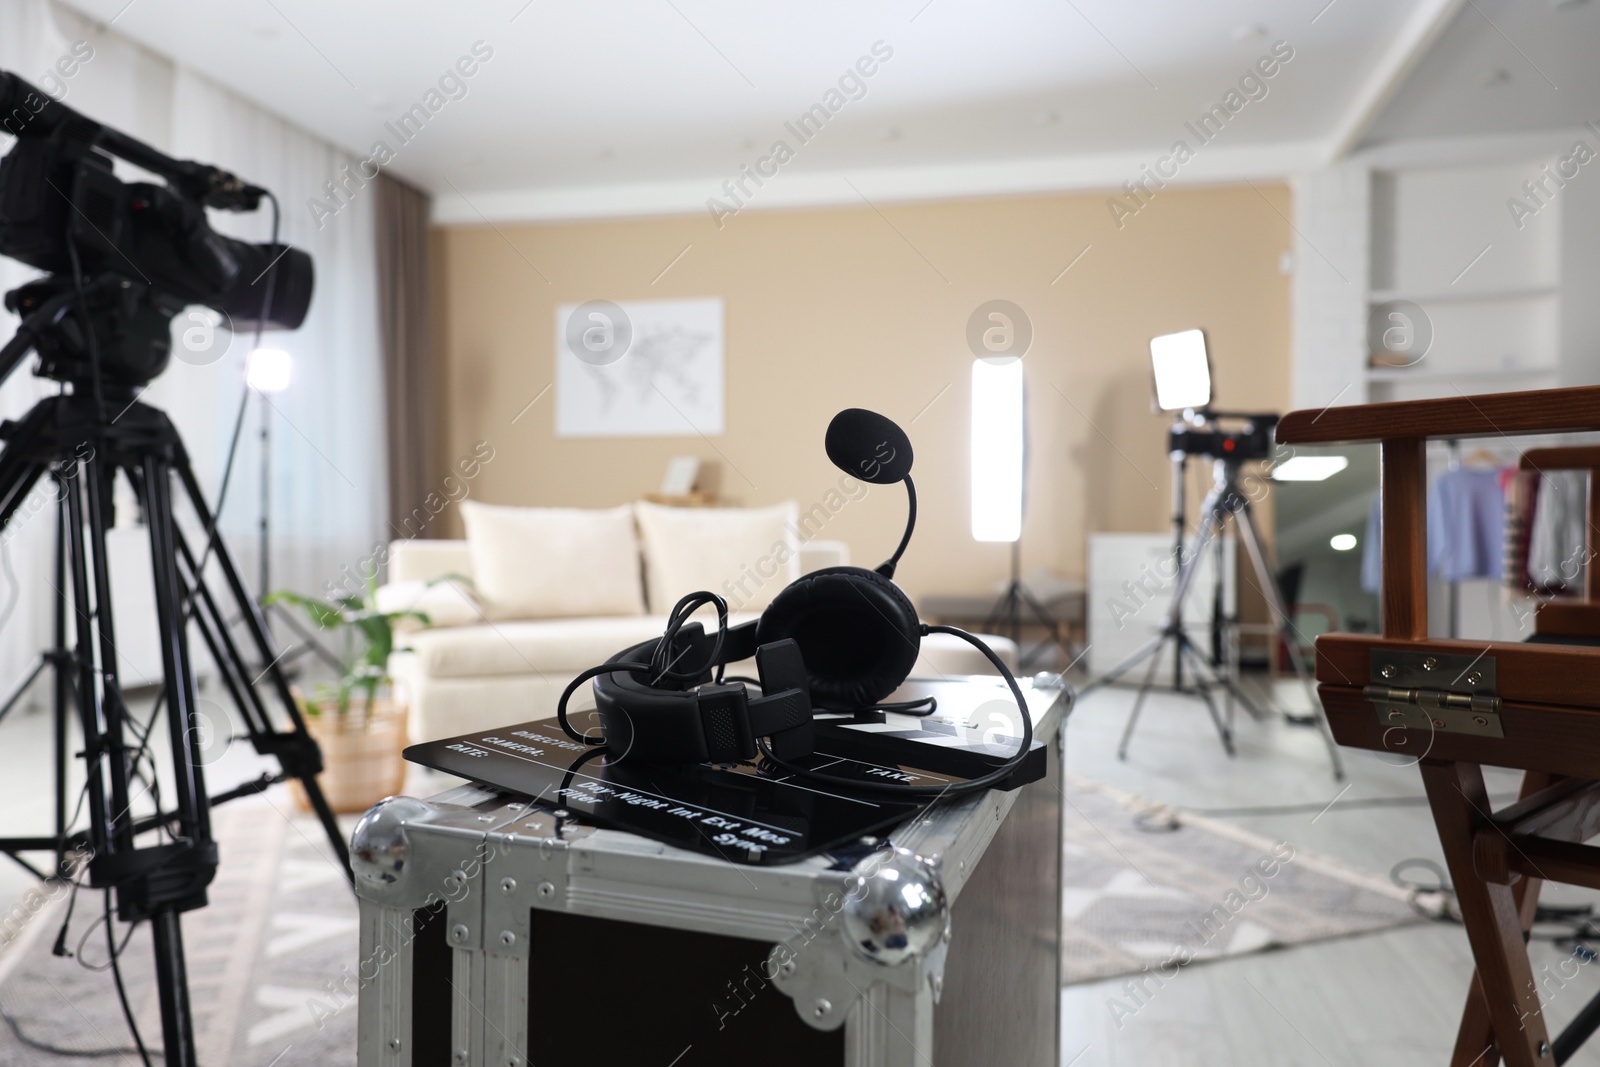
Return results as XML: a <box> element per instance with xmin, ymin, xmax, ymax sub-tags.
<box><xmin>355</xmin><ymin>676</ymin><xmax>1067</xmax><ymax>1067</ymax></box>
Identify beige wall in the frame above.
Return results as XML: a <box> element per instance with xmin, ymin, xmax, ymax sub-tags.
<box><xmin>430</xmin><ymin>184</ymin><xmax>1292</xmax><ymax>604</ymax></box>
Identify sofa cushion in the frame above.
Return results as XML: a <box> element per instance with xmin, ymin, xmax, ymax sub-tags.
<box><xmin>374</xmin><ymin>578</ymin><xmax>483</xmax><ymax>633</ymax></box>
<box><xmin>635</xmin><ymin>500</ymin><xmax>799</xmax><ymax>613</ymax></box>
<box><xmin>461</xmin><ymin>501</ymin><xmax>645</xmax><ymax>620</ymax></box>
<box><xmin>387</xmin><ymin>538</ymin><xmax>474</xmax><ymax>584</ymax></box>
<box><xmin>407</xmin><ymin>614</ymin><xmax>760</xmax><ymax>679</ymax></box>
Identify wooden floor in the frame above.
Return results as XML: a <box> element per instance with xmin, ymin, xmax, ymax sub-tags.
<box><xmin>1061</xmin><ymin>675</ymin><xmax>1600</xmax><ymax>1066</ymax></box>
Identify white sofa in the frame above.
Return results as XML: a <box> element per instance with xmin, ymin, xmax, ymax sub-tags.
<box><xmin>380</xmin><ymin>529</ymin><xmax>1017</xmax><ymax>742</ymax></box>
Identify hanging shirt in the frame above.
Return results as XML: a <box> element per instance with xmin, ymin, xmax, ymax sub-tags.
<box><xmin>1427</xmin><ymin>469</ymin><xmax>1506</xmax><ymax>583</ymax></box>
<box><xmin>1528</xmin><ymin>470</ymin><xmax>1588</xmax><ymax>591</ymax></box>
<box><xmin>1361</xmin><ymin>495</ymin><xmax>1382</xmax><ymax>593</ymax></box>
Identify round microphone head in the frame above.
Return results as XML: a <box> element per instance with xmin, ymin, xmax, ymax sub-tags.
<box><xmin>825</xmin><ymin>408</ymin><xmax>914</xmax><ymax>485</ymax></box>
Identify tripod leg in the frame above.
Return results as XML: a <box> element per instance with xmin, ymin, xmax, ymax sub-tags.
<box><xmin>152</xmin><ymin>911</ymin><xmax>197</xmax><ymax>1066</ymax></box>
<box><xmin>1236</xmin><ymin>501</ymin><xmax>1345</xmax><ymax>780</ymax></box>
<box><xmin>1080</xmin><ymin>631</ymin><xmax>1167</xmax><ymax>695</ymax></box>
<box><xmin>141</xmin><ymin>455</ymin><xmax>211</xmax><ymax>1067</ymax></box>
<box><xmin>169</xmin><ymin>451</ymin><xmax>353</xmax><ymax>877</ymax></box>
<box><xmin>0</xmin><ymin>658</ymin><xmax>49</xmax><ymax>726</ymax></box>
<box><xmin>53</xmin><ymin>494</ymin><xmax>69</xmax><ymax>876</ymax></box>
<box><xmin>1019</xmin><ymin>587</ymin><xmax>1062</xmax><ymax>667</ymax></box>
<box><xmin>1218</xmin><ymin>671</ymin><xmax>1270</xmax><ymax>722</ymax></box>
<box><xmin>173</xmin><ymin>528</ymin><xmax>279</xmax><ymax>741</ymax></box>
<box><xmin>1086</xmin><ymin>483</ymin><xmax>1225</xmax><ymax>699</ymax></box>
<box><xmin>0</xmin><ymin>452</ymin><xmax>84</xmax><ymax>876</ymax></box>
<box><xmin>1178</xmin><ymin>635</ymin><xmax>1235</xmax><ymax>756</ymax></box>
<box><xmin>1165</xmin><ymin>497</ymin><xmax>1226</xmax><ymax>694</ymax></box>
<box><xmin>1118</xmin><ymin>632</ymin><xmax>1170</xmax><ymax>761</ymax></box>
<box><xmin>60</xmin><ymin>461</ymin><xmax>120</xmax><ymax>857</ymax></box>
<box><xmin>144</xmin><ymin>456</ymin><xmax>213</xmax><ymax>842</ymax></box>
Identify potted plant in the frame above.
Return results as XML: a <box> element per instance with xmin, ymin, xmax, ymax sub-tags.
<box><xmin>264</xmin><ymin>580</ymin><xmax>427</xmax><ymax>814</ymax></box>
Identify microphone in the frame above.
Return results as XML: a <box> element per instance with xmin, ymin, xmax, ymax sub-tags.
<box><xmin>825</xmin><ymin>408</ymin><xmax>914</xmax><ymax>484</ymax></box>
<box><xmin>824</xmin><ymin>408</ymin><xmax>917</xmax><ymax>578</ymax></box>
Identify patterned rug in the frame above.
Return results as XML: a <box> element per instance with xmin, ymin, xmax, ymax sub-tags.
<box><xmin>0</xmin><ymin>777</ymin><xmax>1423</xmax><ymax>1046</ymax></box>
<box><xmin>0</xmin><ymin>793</ymin><xmax>358</xmax><ymax>1066</ymax></box>
<box><xmin>1061</xmin><ymin>777</ymin><xmax>1423</xmax><ymax>984</ymax></box>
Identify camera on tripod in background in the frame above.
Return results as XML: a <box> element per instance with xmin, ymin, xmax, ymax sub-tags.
<box><xmin>1149</xmin><ymin>327</ymin><xmax>1278</xmax><ymax>462</ymax></box>
<box><xmin>1079</xmin><ymin>327</ymin><xmax>1345</xmax><ymax>779</ymax></box>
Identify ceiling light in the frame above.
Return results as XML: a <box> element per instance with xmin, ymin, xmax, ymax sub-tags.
<box><xmin>1271</xmin><ymin>456</ymin><xmax>1349</xmax><ymax>482</ymax></box>
<box><xmin>1330</xmin><ymin>533</ymin><xmax>1358</xmax><ymax>552</ymax></box>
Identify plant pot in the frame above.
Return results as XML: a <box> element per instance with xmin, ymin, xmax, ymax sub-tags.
<box><xmin>289</xmin><ymin>697</ymin><xmax>408</xmax><ymax>815</ymax></box>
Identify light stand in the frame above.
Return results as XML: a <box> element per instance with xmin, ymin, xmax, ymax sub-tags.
<box><xmin>260</xmin><ymin>386</ymin><xmax>269</xmax><ymax>593</ymax></box>
<box><xmin>1083</xmin><ymin>329</ymin><xmax>1343</xmax><ymax>778</ymax></box>
<box><xmin>245</xmin><ymin>347</ymin><xmax>291</xmax><ymax>596</ymax></box>
<box><xmin>971</xmin><ymin>357</ymin><xmax>1062</xmax><ymax>668</ymax></box>
<box><xmin>1083</xmin><ymin>433</ymin><xmax>1344</xmax><ymax>779</ymax></box>
<box><xmin>982</xmin><ymin>540</ymin><xmax>1063</xmax><ymax>669</ymax></box>
<box><xmin>244</xmin><ymin>347</ymin><xmax>347</xmax><ymax>679</ymax></box>
<box><xmin>0</xmin><ymin>499</ymin><xmax>74</xmax><ymax>882</ymax></box>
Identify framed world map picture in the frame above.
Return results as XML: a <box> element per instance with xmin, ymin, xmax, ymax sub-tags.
<box><xmin>554</xmin><ymin>297</ymin><xmax>725</xmax><ymax>438</ymax></box>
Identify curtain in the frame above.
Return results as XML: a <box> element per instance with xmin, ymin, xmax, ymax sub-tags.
<box><xmin>152</xmin><ymin>66</ymin><xmax>387</xmax><ymax>604</ymax></box>
<box><xmin>0</xmin><ymin>8</ymin><xmax>386</xmax><ymax>700</ymax></box>
<box><xmin>375</xmin><ymin>175</ymin><xmax>437</xmax><ymax>539</ymax></box>
<box><xmin>0</xmin><ymin>2</ymin><xmax>72</xmax><ymax>692</ymax></box>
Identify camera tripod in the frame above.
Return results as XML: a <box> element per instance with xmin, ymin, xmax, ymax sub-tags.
<box><xmin>0</xmin><ymin>388</ymin><xmax>351</xmax><ymax>1066</ymax></box>
<box><xmin>1085</xmin><ymin>451</ymin><xmax>1344</xmax><ymax>779</ymax></box>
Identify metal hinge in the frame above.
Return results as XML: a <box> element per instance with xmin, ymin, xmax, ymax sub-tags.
<box><xmin>1366</xmin><ymin>651</ymin><xmax>1504</xmax><ymax>739</ymax></box>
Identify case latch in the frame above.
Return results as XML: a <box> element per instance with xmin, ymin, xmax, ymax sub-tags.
<box><xmin>1365</xmin><ymin>651</ymin><xmax>1503</xmax><ymax>738</ymax></box>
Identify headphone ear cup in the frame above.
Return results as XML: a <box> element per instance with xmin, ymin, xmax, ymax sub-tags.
<box><xmin>756</xmin><ymin>566</ymin><xmax>921</xmax><ymax>709</ymax></box>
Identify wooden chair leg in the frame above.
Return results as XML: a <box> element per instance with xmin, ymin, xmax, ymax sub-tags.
<box><xmin>1421</xmin><ymin>760</ymin><xmax>1552</xmax><ymax>1067</ymax></box>
<box><xmin>1451</xmin><ymin>771</ymin><xmax>1558</xmax><ymax>1067</ymax></box>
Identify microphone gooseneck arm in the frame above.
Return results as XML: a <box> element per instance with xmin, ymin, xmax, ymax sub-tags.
<box><xmin>875</xmin><ymin>475</ymin><xmax>916</xmax><ymax>579</ymax></box>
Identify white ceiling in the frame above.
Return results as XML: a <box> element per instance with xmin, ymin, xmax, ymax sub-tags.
<box><xmin>45</xmin><ymin>0</ymin><xmax>1523</xmax><ymax>221</ymax></box>
<box><xmin>1366</xmin><ymin>0</ymin><xmax>1600</xmax><ymax>146</ymax></box>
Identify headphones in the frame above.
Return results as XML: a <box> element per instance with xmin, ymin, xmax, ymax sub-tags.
<box><xmin>556</xmin><ymin>409</ymin><xmax>1033</xmax><ymax>797</ymax></box>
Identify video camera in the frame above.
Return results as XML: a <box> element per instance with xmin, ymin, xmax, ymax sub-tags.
<box><xmin>1148</xmin><ymin>327</ymin><xmax>1278</xmax><ymax>462</ymax></box>
<box><xmin>1168</xmin><ymin>413</ymin><xmax>1279</xmax><ymax>462</ymax></box>
<box><xmin>0</xmin><ymin>71</ymin><xmax>313</xmax><ymax>393</ymax></box>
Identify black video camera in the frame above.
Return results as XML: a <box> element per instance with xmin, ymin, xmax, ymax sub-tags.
<box><xmin>0</xmin><ymin>71</ymin><xmax>313</xmax><ymax>391</ymax></box>
<box><xmin>1168</xmin><ymin>412</ymin><xmax>1279</xmax><ymax>462</ymax></box>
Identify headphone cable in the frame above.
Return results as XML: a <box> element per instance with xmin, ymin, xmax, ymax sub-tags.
<box><xmin>755</xmin><ymin>624</ymin><xmax>1034</xmax><ymax>797</ymax></box>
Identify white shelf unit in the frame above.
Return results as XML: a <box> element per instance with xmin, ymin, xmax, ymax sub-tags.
<box><xmin>1365</xmin><ymin>161</ymin><xmax>1563</xmax><ymax>404</ymax></box>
